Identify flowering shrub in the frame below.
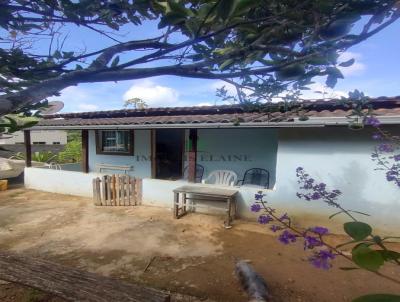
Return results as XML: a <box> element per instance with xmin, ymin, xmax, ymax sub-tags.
<box><xmin>251</xmin><ymin>167</ymin><xmax>400</xmax><ymax>301</ymax></box>
<box><xmin>251</xmin><ymin>188</ymin><xmax>338</xmax><ymax>270</ymax></box>
<box><xmin>296</xmin><ymin>167</ymin><xmax>341</xmax><ymax>207</ymax></box>
<box><xmin>368</xmin><ymin>117</ymin><xmax>400</xmax><ymax>188</ymax></box>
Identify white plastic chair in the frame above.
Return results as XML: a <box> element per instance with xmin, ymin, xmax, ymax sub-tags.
<box><xmin>202</xmin><ymin>170</ymin><xmax>238</xmax><ymax>187</ymax></box>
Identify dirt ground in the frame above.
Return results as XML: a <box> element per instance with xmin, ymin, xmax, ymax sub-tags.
<box><xmin>0</xmin><ymin>188</ymin><xmax>399</xmax><ymax>302</ymax></box>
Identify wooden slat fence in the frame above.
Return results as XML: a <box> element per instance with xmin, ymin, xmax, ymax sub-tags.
<box><xmin>93</xmin><ymin>174</ymin><xmax>142</xmax><ymax>206</ymax></box>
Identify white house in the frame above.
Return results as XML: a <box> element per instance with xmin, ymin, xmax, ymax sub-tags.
<box><xmin>22</xmin><ymin>97</ymin><xmax>400</xmax><ymax>233</ymax></box>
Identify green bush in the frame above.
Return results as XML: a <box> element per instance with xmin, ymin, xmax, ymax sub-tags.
<box><xmin>10</xmin><ymin>151</ymin><xmax>57</xmax><ymax>163</ymax></box>
<box><xmin>57</xmin><ymin>140</ymin><xmax>81</xmax><ymax>163</ymax></box>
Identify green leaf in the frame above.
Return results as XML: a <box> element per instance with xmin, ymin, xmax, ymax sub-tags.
<box><xmin>378</xmin><ymin>250</ymin><xmax>400</xmax><ymax>261</ymax></box>
<box><xmin>197</xmin><ymin>3</ymin><xmax>217</xmax><ymax>22</ymax></box>
<box><xmin>158</xmin><ymin>16</ymin><xmax>169</xmax><ymax>29</ymax></box>
<box><xmin>339</xmin><ymin>58</ymin><xmax>355</xmax><ymax>67</ymax></box>
<box><xmin>184</xmin><ymin>18</ymin><xmax>199</xmax><ymax>36</ymax></box>
<box><xmin>111</xmin><ymin>56</ymin><xmax>120</xmax><ymax>67</ymax></box>
<box><xmin>352</xmin><ymin>294</ymin><xmax>400</xmax><ymax>302</ymax></box>
<box><xmin>158</xmin><ymin>1</ymin><xmax>191</xmax><ymax>28</ymax></box>
<box><xmin>20</xmin><ymin>120</ymin><xmax>38</xmax><ymax>129</ymax></box>
<box><xmin>217</xmin><ymin>0</ymin><xmax>239</xmax><ymax>20</ymax></box>
<box><xmin>219</xmin><ymin>59</ymin><xmax>234</xmax><ymax>70</ymax></box>
<box><xmin>156</xmin><ymin>1</ymin><xmax>171</xmax><ymax>13</ymax></box>
<box><xmin>53</xmin><ymin>50</ymin><xmax>62</xmax><ymax>59</ymax></box>
<box><xmin>309</xmin><ymin>56</ymin><xmax>328</xmax><ymax>66</ymax></box>
<box><xmin>168</xmin><ymin>1</ymin><xmax>192</xmax><ymax>17</ymax></box>
<box><xmin>234</xmin><ymin>0</ymin><xmax>258</xmax><ymax>15</ymax></box>
<box><xmin>3</xmin><ymin>116</ymin><xmax>18</xmax><ymax>132</ymax></box>
<box><xmin>276</xmin><ymin>64</ymin><xmax>305</xmax><ymax>81</ymax></box>
<box><xmin>214</xmin><ymin>47</ymin><xmax>234</xmax><ymax>56</ymax></box>
<box><xmin>352</xmin><ymin>244</ymin><xmax>384</xmax><ymax>271</ymax></box>
<box><xmin>164</xmin><ymin>13</ymin><xmax>186</xmax><ymax>25</ymax></box>
<box><xmin>344</xmin><ymin>222</ymin><xmax>372</xmax><ymax>241</ymax></box>
<box><xmin>326</xmin><ymin>66</ymin><xmax>344</xmax><ymax>79</ymax></box>
<box><xmin>62</xmin><ymin>51</ymin><xmax>74</xmax><ymax>59</ymax></box>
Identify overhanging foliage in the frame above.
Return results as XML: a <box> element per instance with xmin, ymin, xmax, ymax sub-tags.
<box><xmin>0</xmin><ymin>0</ymin><xmax>399</xmax><ymax>115</ymax></box>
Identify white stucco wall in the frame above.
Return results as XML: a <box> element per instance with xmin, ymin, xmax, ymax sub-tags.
<box><xmin>24</xmin><ymin>167</ymin><xmax>104</xmax><ymax>197</ymax></box>
<box><xmin>262</xmin><ymin>126</ymin><xmax>400</xmax><ymax>233</ymax></box>
<box><xmin>0</xmin><ymin>130</ymin><xmax>67</xmax><ymax>145</ymax></box>
<box><xmin>88</xmin><ymin>129</ymin><xmax>152</xmax><ymax>178</ymax></box>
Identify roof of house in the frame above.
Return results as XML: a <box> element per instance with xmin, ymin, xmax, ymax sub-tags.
<box><xmin>35</xmin><ymin>96</ymin><xmax>400</xmax><ymax>129</ymax></box>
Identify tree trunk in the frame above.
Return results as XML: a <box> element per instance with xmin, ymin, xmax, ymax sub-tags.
<box><xmin>0</xmin><ymin>252</ymin><xmax>170</xmax><ymax>302</ymax></box>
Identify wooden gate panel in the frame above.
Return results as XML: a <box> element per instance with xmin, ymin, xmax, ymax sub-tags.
<box><xmin>93</xmin><ymin>174</ymin><xmax>141</xmax><ymax>206</ymax></box>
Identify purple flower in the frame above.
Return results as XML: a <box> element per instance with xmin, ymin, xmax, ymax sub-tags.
<box><xmin>250</xmin><ymin>203</ymin><xmax>261</xmax><ymax>212</ymax></box>
<box><xmin>278</xmin><ymin>230</ymin><xmax>297</xmax><ymax>244</ymax></box>
<box><xmin>255</xmin><ymin>191</ymin><xmax>264</xmax><ymax>201</ymax></box>
<box><xmin>372</xmin><ymin>133</ymin><xmax>382</xmax><ymax>140</ymax></box>
<box><xmin>304</xmin><ymin>236</ymin><xmax>322</xmax><ymax>250</ymax></box>
<box><xmin>310</xmin><ymin>226</ymin><xmax>329</xmax><ymax>236</ymax></box>
<box><xmin>309</xmin><ymin>250</ymin><xmax>335</xmax><ymax>270</ymax></box>
<box><xmin>393</xmin><ymin>154</ymin><xmax>400</xmax><ymax>161</ymax></box>
<box><xmin>279</xmin><ymin>213</ymin><xmax>289</xmax><ymax>221</ymax></box>
<box><xmin>387</xmin><ymin>174</ymin><xmax>396</xmax><ymax>181</ymax></box>
<box><xmin>378</xmin><ymin>143</ymin><xmax>394</xmax><ymax>153</ymax></box>
<box><xmin>311</xmin><ymin>192</ymin><xmax>321</xmax><ymax>200</ymax></box>
<box><xmin>270</xmin><ymin>225</ymin><xmax>281</xmax><ymax>232</ymax></box>
<box><xmin>365</xmin><ymin>116</ymin><xmax>381</xmax><ymax>127</ymax></box>
<box><xmin>258</xmin><ymin>214</ymin><xmax>273</xmax><ymax>224</ymax></box>
<box><xmin>296</xmin><ymin>168</ymin><xmax>341</xmax><ymax>208</ymax></box>
<box><xmin>386</xmin><ymin>169</ymin><xmax>399</xmax><ymax>182</ymax></box>
<box><xmin>315</xmin><ymin>183</ymin><xmax>326</xmax><ymax>191</ymax></box>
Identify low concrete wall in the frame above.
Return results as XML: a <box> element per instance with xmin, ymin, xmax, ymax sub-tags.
<box><xmin>142</xmin><ymin>178</ymin><xmax>188</xmax><ymax>208</ymax></box>
<box><xmin>24</xmin><ymin>167</ymin><xmax>103</xmax><ymax>197</ymax></box>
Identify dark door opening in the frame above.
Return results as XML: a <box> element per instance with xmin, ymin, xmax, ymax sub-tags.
<box><xmin>155</xmin><ymin>129</ymin><xmax>184</xmax><ymax>180</ymax></box>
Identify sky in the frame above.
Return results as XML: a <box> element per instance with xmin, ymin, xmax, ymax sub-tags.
<box><xmin>46</xmin><ymin>18</ymin><xmax>400</xmax><ymax>113</ymax></box>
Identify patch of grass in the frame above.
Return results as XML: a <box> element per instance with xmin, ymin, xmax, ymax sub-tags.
<box><xmin>24</xmin><ymin>288</ymin><xmax>47</xmax><ymax>302</ymax></box>
<box><xmin>8</xmin><ymin>192</ymin><xmax>23</xmax><ymax>198</ymax></box>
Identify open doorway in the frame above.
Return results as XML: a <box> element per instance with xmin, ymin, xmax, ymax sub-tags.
<box><xmin>154</xmin><ymin>129</ymin><xmax>184</xmax><ymax>180</ymax></box>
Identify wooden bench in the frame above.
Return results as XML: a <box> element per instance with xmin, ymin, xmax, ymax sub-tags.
<box><xmin>96</xmin><ymin>163</ymin><xmax>133</xmax><ymax>174</ymax></box>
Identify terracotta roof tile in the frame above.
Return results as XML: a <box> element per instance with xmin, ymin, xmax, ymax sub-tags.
<box><xmin>37</xmin><ymin>96</ymin><xmax>400</xmax><ymax>128</ymax></box>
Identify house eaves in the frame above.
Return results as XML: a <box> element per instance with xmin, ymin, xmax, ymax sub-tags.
<box><xmin>30</xmin><ymin>115</ymin><xmax>400</xmax><ymax>130</ymax></box>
